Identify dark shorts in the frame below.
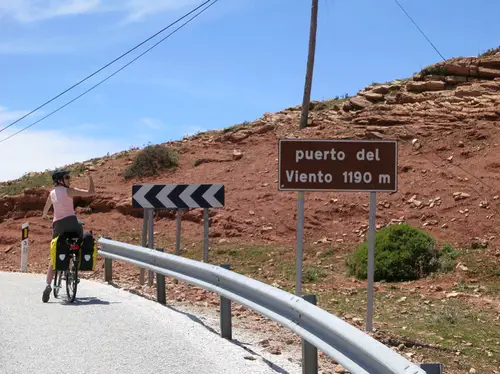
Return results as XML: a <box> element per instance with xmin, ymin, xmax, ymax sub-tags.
<box><xmin>52</xmin><ymin>215</ymin><xmax>83</xmax><ymax>239</ymax></box>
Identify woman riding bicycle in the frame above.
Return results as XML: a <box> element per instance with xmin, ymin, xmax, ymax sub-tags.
<box><xmin>41</xmin><ymin>168</ymin><xmax>95</xmax><ymax>303</ymax></box>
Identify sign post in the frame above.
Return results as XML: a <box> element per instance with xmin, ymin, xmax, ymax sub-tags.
<box><xmin>147</xmin><ymin>208</ymin><xmax>155</xmax><ymax>286</ymax></box>
<box><xmin>20</xmin><ymin>223</ymin><xmax>29</xmax><ymax>272</ymax></box>
<box><xmin>296</xmin><ymin>191</ymin><xmax>305</xmax><ymax>296</ymax></box>
<box><xmin>175</xmin><ymin>209</ymin><xmax>183</xmax><ymax>255</ymax></box>
<box><xmin>140</xmin><ymin>212</ymin><xmax>149</xmax><ymax>285</ymax></box>
<box><xmin>367</xmin><ymin>191</ymin><xmax>377</xmax><ymax>331</ymax></box>
<box><xmin>278</xmin><ymin>139</ymin><xmax>398</xmax><ymax>331</ymax></box>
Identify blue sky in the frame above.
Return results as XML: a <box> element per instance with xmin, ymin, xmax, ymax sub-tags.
<box><xmin>0</xmin><ymin>0</ymin><xmax>498</xmax><ymax>181</ymax></box>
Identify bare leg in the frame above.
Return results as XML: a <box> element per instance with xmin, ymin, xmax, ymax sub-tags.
<box><xmin>46</xmin><ymin>260</ymin><xmax>54</xmax><ymax>285</ymax></box>
<box><xmin>42</xmin><ymin>260</ymin><xmax>54</xmax><ymax>303</ymax></box>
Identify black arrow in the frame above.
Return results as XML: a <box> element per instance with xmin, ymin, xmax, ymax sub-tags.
<box><xmin>191</xmin><ymin>184</ymin><xmax>211</xmax><ymax>207</ymax></box>
<box><xmin>144</xmin><ymin>185</ymin><xmax>165</xmax><ymax>209</ymax></box>
<box><xmin>214</xmin><ymin>185</ymin><xmax>225</xmax><ymax>206</ymax></box>
<box><xmin>167</xmin><ymin>184</ymin><xmax>189</xmax><ymax>209</ymax></box>
<box><xmin>131</xmin><ymin>184</ymin><xmax>143</xmax><ymax>208</ymax></box>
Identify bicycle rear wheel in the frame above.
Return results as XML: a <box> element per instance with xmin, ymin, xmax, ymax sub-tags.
<box><xmin>65</xmin><ymin>253</ymin><xmax>78</xmax><ymax>303</ymax></box>
<box><xmin>53</xmin><ymin>271</ymin><xmax>63</xmax><ymax>298</ymax></box>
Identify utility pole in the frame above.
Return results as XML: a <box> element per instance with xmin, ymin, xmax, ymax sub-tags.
<box><xmin>299</xmin><ymin>0</ymin><xmax>319</xmax><ymax>129</ymax></box>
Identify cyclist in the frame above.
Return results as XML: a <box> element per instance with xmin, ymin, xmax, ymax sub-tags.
<box><xmin>41</xmin><ymin>168</ymin><xmax>95</xmax><ymax>303</ymax></box>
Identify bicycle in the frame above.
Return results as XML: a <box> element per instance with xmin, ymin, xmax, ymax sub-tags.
<box><xmin>53</xmin><ymin>221</ymin><xmax>90</xmax><ymax>303</ymax></box>
<box><xmin>53</xmin><ymin>235</ymin><xmax>81</xmax><ymax>303</ymax></box>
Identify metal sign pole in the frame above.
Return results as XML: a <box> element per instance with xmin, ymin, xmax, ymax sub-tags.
<box><xmin>140</xmin><ymin>211</ymin><xmax>149</xmax><ymax>285</ymax></box>
<box><xmin>203</xmin><ymin>208</ymin><xmax>209</xmax><ymax>263</ymax></box>
<box><xmin>296</xmin><ymin>191</ymin><xmax>305</xmax><ymax>297</ymax></box>
<box><xmin>175</xmin><ymin>209</ymin><xmax>182</xmax><ymax>255</ymax></box>
<box><xmin>366</xmin><ymin>191</ymin><xmax>377</xmax><ymax>332</ymax></box>
<box><xmin>20</xmin><ymin>223</ymin><xmax>29</xmax><ymax>272</ymax></box>
<box><xmin>147</xmin><ymin>208</ymin><xmax>154</xmax><ymax>286</ymax></box>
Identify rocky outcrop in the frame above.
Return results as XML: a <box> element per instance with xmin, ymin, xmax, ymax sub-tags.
<box><xmin>215</xmin><ymin>124</ymin><xmax>275</xmax><ymax>143</ymax></box>
<box><xmin>407</xmin><ymin>81</ymin><xmax>446</xmax><ymax>92</ymax></box>
<box><xmin>331</xmin><ymin>52</ymin><xmax>500</xmax><ymax>134</ymax></box>
<box><xmin>0</xmin><ymin>188</ymin><xmax>48</xmax><ymax>219</ymax></box>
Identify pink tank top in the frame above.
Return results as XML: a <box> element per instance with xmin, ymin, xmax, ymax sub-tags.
<box><xmin>50</xmin><ymin>186</ymin><xmax>75</xmax><ymax>222</ymax></box>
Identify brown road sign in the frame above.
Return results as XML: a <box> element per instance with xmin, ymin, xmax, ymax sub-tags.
<box><xmin>278</xmin><ymin>139</ymin><xmax>398</xmax><ymax>192</ymax></box>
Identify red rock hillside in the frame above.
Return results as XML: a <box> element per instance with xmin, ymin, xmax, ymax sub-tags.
<box><xmin>1</xmin><ymin>48</ymin><xmax>499</xmax><ymax>272</ymax></box>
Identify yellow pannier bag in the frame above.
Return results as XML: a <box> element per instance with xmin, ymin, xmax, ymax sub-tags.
<box><xmin>50</xmin><ymin>236</ymin><xmax>70</xmax><ymax>271</ymax></box>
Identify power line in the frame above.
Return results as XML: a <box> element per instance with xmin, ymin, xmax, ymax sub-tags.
<box><xmin>0</xmin><ymin>0</ymin><xmax>214</xmax><ymax>135</ymax></box>
<box><xmin>0</xmin><ymin>0</ymin><xmax>219</xmax><ymax>145</ymax></box>
<box><xmin>393</xmin><ymin>0</ymin><xmax>446</xmax><ymax>61</ymax></box>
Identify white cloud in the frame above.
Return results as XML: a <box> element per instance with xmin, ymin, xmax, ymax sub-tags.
<box><xmin>0</xmin><ymin>0</ymin><xmax>200</xmax><ymax>23</ymax></box>
<box><xmin>121</xmin><ymin>0</ymin><xmax>200</xmax><ymax>22</ymax></box>
<box><xmin>0</xmin><ymin>37</ymin><xmax>73</xmax><ymax>54</ymax></box>
<box><xmin>139</xmin><ymin>117</ymin><xmax>164</xmax><ymax>130</ymax></box>
<box><xmin>0</xmin><ymin>0</ymin><xmax>101</xmax><ymax>22</ymax></box>
<box><xmin>0</xmin><ymin>106</ymin><xmax>125</xmax><ymax>182</ymax></box>
<box><xmin>0</xmin><ymin>105</ymin><xmax>29</xmax><ymax>124</ymax></box>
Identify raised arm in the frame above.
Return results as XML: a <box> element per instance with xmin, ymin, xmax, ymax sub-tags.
<box><xmin>67</xmin><ymin>175</ymin><xmax>96</xmax><ymax>198</ymax></box>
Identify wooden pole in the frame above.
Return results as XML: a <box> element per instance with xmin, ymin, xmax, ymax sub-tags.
<box><xmin>299</xmin><ymin>0</ymin><xmax>319</xmax><ymax>129</ymax></box>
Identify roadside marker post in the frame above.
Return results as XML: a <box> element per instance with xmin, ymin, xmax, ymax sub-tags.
<box><xmin>278</xmin><ymin>138</ymin><xmax>398</xmax><ymax>332</ymax></box>
<box><xmin>20</xmin><ymin>223</ymin><xmax>29</xmax><ymax>272</ymax></box>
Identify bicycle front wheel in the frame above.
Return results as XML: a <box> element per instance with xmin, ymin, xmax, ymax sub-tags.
<box><xmin>65</xmin><ymin>253</ymin><xmax>78</xmax><ymax>303</ymax></box>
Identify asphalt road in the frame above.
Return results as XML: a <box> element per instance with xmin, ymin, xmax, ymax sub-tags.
<box><xmin>0</xmin><ymin>272</ymin><xmax>300</xmax><ymax>374</ymax></box>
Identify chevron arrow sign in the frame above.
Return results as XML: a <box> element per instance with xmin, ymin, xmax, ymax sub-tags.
<box><xmin>132</xmin><ymin>184</ymin><xmax>225</xmax><ymax>209</ymax></box>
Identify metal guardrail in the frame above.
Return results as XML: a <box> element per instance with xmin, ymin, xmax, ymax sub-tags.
<box><xmin>97</xmin><ymin>237</ymin><xmax>428</xmax><ymax>374</ymax></box>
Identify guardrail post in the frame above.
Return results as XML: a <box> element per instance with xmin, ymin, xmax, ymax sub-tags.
<box><xmin>104</xmin><ymin>258</ymin><xmax>112</xmax><ymax>283</ymax></box>
<box><xmin>156</xmin><ymin>248</ymin><xmax>166</xmax><ymax>305</ymax></box>
<box><xmin>220</xmin><ymin>264</ymin><xmax>232</xmax><ymax>340</ymax></box>
<box><xmin>419</xmin><ymin>363</ymin><xmax>444</xmax><ymax>374</ymax></box>
<box><xmin>302</xmin><ymin>294</ymin><xmax>318</xmax><ymax>374</ymax></box>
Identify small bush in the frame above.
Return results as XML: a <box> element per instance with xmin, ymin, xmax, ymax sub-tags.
<box><xmin>437</xmin><ymin>256</ymin><xmax>456</xmax><ymax>273</ymax></box>
<box><xmin>437</xmin><ymin>243</ymin><xmax>460</xmax><ymax>273</ymax></box>
<box><xmin>440</xmin><ymin>243</ymin><xmax>460</xmax><ymax>259</ymax></box>
<box><xmin>123</xmin><ymin>145</ymin><xmax>178</xmax><ymax>179</ymax></box>
<box><xmin>222</xmin><ymin>121</ymin><xmax>251</xmax><ymax>134</ymax></box>
<box><xmin>479</xmin><ymin>46</ymin><xmax>500</xmax><ymax>57</ymax></box>
<box><xmin>304</xmin><ymin>267</ymin><xmax>326</xmax><ymax>283</ymax></box>
<box><xmin>419</xmin><ymin>64</ymin><xmax>447</xmax><ymax>77</ymax></box>
<box><xmin>347</xmin><ymin>224</ymin><xmax>439</xmax><ymax>282</ymax></box>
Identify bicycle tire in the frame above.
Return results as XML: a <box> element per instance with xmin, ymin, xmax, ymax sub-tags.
<box><xmin>53</xmin><ymin>271</ymin><xmax>63</xmax><ymax>298</ymax></box>
<box><xmin>66</xmin><ymin>253</ymin><xmax>78</xmax><ymax>303</ymax></box>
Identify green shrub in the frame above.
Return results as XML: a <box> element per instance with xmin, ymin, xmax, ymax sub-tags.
<box><xmin>123</xmin><ymin>145</ymin><xmax>178</xmax><ymax>179</ymax></box>
<box><xmin>303</xmin><ymin>267</ymin><xmax>326</xmax><ymax>283</ymax></box>
<box><xmin>439</xmin><ymin>243</ymin><xmax>460</xmax><ymax>259</ymax></box>
<box><xmin>437</xmin><ymin>256</ymin><xmax>456</xmax><ymax>273</ymax></box>
<box><xmin>347</xmin><ymin>224</ymin><xmax>439</xmax><ymax>282</ymax></box>
<box><xmin>437</xmin><ymin>243</ymin><xmax>460</xmax><ymax>273</ymax></box>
